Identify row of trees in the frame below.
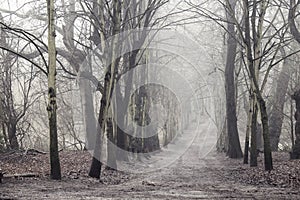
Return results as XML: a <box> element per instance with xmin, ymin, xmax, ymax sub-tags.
<box><xmin>192</xmin><ymin>0</ymin><xmax>300</xmax><ymax>170</ymax></box>
<box><xmin>0</xmin><ymin>0</ymin><xmax>191</xmax><ymax>180</ymax></box>
<box><xmin>1</xmin><ymin>0</ymin><xmax>300</xmax><ymax>180</ymax></box>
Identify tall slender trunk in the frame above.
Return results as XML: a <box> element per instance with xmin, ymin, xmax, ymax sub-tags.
<box><xmin>291</xmin><ymin>97</ymin><xmax>295</xmax><ymax>149</ymax></box>
<box><xmin>255</xmin><ymin>0</ymin><xmax>273</xmax><ymax>171</ymax></box>
<box><xmin>244</xmin><ymin>0</ymin><xmax>273</xmax><ymax>171</ymax></box>
<box><xmin>244</xmin><ymin>90</ymin><xmax>251</xmax><ymax>164</ymax></box>
<box><xmin>47</xmin><ymin>0</ymin><xmax>61</xmax><ymax>180</ymax></box>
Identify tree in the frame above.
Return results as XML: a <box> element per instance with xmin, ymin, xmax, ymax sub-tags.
<box><xmin>185</xmin><ymin>0</ymin><xmax>244</xmax><ymax>158</ymax></box>
<box><xmin>291</xmin><ymin>90</ymin><xmax>300</xmax><ymax>158</ymax></box>
<box><xmin>243</xmin><ymin>0</ymin><xmax>273</xmax><ymax>170</ymax></box>
<box><xmin>88</xmin><ymin>0</ymin><xmax>169</xmax><ymax>178</ymax></box>
<box><xmin>47</xmin><ymin>0</ymin><xmax>61</xmax><ymax>180</ymax></box>
<box><xmin>224</xmin><ymin>0</ymin><xmax>243</xmax><ymax>159</ymax></box>
<box><xmin>0</xmin><ymin>42</ymin><xmax>19</xmax><ymax>150</ymax></box>
<box><xmin>288</xmin><ymin>0</ymin><xmax>300</xmax><ymax>159</ymax></box>
<box><xmin>0</xmin><ymin>13</ymin><xmax>40</xmax><ymax>151</ymax></box>
<box><xmin>269</xmin><ymin>49</ymin><xmax>291</xmax><ymax>151</ymax></box>
<box><xmin>89</xmin><ymin>0</ymin><xmax>122</xmax><ymax>178</ymax></box>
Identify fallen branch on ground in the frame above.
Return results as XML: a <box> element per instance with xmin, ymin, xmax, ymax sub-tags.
<box><xmin>0</xmin><ymin>171</ymin><xmax>39</xmax><ymax>183</ymax></box>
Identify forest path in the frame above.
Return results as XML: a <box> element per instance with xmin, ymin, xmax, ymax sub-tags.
<box><xmin>1</xmin><ymin>120</ymin><xmax>299</xmax><ymax>199</ymax></box>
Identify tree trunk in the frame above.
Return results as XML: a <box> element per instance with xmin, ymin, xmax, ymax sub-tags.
<box><xmin>291</xmin><ymin>89</ymin><xmax>300</xmax><ymax>159</ymax></box>
<box><xmin>243</xmin><ymin>91</ymin><xmax>251</xmax><ymax>164</ymax></box>
<box><xmin>47</xmin><ymin>0</ymin><xmax>61</xmax><ymax>180</ymax></box>
<box><xmin>88</xmin><ymin>70</ymin><xmax>109</xmax><ymax>179</ymax></box>
<box><xmin>115</xmin><ymin>52</ymin><xmax>136</xmax><ymax>160</ymax></box>
<box><xmin>256</xmin><ymin>123</ymin><xmax>263</xmax><ymax>152</ymax></box>
<box><xmin>7</xmin><ymin>121</ymin><xmax>18</xmax><ymax>150</ymax></box>
<box><xmin>289</xmin><ymin>0</ymin><xmax>300</xmax><ymax>44</ymax></box>
<box><xmin>288</xmin><ymin>0</ymin><xmax>300</xmax><ymax>159</ymax></box>
<box><xmin>259</xmin><ymin>97</ymin><xmax>273</xmax><ymax>170</ymax></box>
<box><xmin>116</xmin><ymin>81</ymin><xmax>129</xmax><ymax>160</ymax></box>
<box><xmin>225</xmin><ymin>0</ymin><xmax>243</xmax><ymax>158</ymax></box>
<box><xmin>0</xmin><ymin>95</ymin><xmax>8</xmax><ymax>149</ymax></box>
<box><xmin>79</xmin><ymin>79</ymin><xmax>97</xmax><ymax>150</ymax></box>
<box><xmin>62</xmin><ymin>0</ymin><xmax>98</xmax><ymax>151</ymax></box>
<box><xmin>89</xmin><ymin>0</ymin><xmax>121</xmax><ymax>178</ymax></box>
<box><xmin>250</xmin><ymin>101</ymin><xmax>258</xmax><ymax>167</ymax></box>
<box><xmin>269</xmin><ymin>58</ymin><xmax>291</xmax><ymax>151</ymax></box>
<box><xmin>291</xmin><ymin>97</ymin><xmax>295</xmax><ymax>149</ymax></box>
<box><xmin>106</xmin><ymin>118</ymin><xmax>117</xmax><ymax>169</ymax></box>
<box><xmin>244</xmin><ymin>0</ymin><xmax>273</xmax><ymax>171</ymax></box>
<box><xmin>217</xmin><ymin>119</ymin><xmax>228</xmax><ymax>153</ymax></box>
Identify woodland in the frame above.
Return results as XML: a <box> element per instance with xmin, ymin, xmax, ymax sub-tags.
<box><xmin>0</xmin><ymin>0</ymin><xmax>300</xmax><ymax>199</ymax></box>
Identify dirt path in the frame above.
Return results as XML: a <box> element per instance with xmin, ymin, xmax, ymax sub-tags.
<box><xmin>1</xmin><ymin>122</ymin><xmax>300</xmax><ymax>199</ymax></box>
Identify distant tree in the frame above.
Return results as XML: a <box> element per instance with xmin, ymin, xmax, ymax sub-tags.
<box><xmin>0</xmin><ymin>40</ymin><xmax>19</xmax><ymax>150</ymax></box>
<box><xmin>0</xmin><ymin>14</ymin><xmax>38</xmax><ymax>150</ymax></box>
<box><xmin>269</xmin><ymin>49</ymin><xmax>291</xmax><ymax>151</ymax></box>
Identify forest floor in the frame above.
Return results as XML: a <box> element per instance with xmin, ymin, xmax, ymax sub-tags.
<box><xmin>1</xmin><ymin>128</ymin><xmax>300</xmax><ymax>199</ymax></box>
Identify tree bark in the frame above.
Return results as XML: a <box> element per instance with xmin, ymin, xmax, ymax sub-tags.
<box><xmin>47</xmin><ymin>0</ymin><xmax>61</xmax><ymax>180</ymax></box>
<box><xmin>106</xmin><ymin>118</ymin><xmax>117</xmax><ymax>169</ymax></box>
<box><xmin>259</xmin><ymin>97</ymin><xmax>273</xmax><ymax>170</ymax></box>
<box><xmin>225</xmin><ymin>0</ymin><xmax>243</xmax><ymax>158</ymax></box>
<box><xmin>250</xmin><ymin>102</ymin><xmax>258</xmax><ymax>166</ymax></box>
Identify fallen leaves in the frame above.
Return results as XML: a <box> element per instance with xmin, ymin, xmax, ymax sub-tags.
<box><xmin>222</xmin><ymin>152</ymin><xmax>300</xmax><ymax>188</ymax></box>
<box><xmin>0</xmin><ymin>150</ymin><xmax>132</xmax><ymax>185</ymax></box>
<box><xmin>1</xmin><ymin>150</ymin><xmax>300</xmax><ymax>190</ymax></box>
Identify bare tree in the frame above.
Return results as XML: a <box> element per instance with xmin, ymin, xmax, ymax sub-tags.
<box><xmin>288</xmin><ymin>0</ymin><xmax>300</xmax><ymax>159</ymax></box>
<box><xmin>0</xmin><ymin>14</ymin><xmax>39</xmax><ymax>150</ymax></box>
<box><xmin>88</xmin><ymin>0</ymin><xmax>169</xmax><ymax>179</ymax></box>
<box><xmin>47</xmin><ymin>0</ymin><xmax>61</xmax><ymax>180</ymax></box>
<box><xmin>224</xmin><ymin>0</ymin><xmax>243</xmax><ymax>159</ymax></box>
<box><xmin>243</xmin><ymin>0</ymin><xmax>273</xmax><ymax>170</ymax></box>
